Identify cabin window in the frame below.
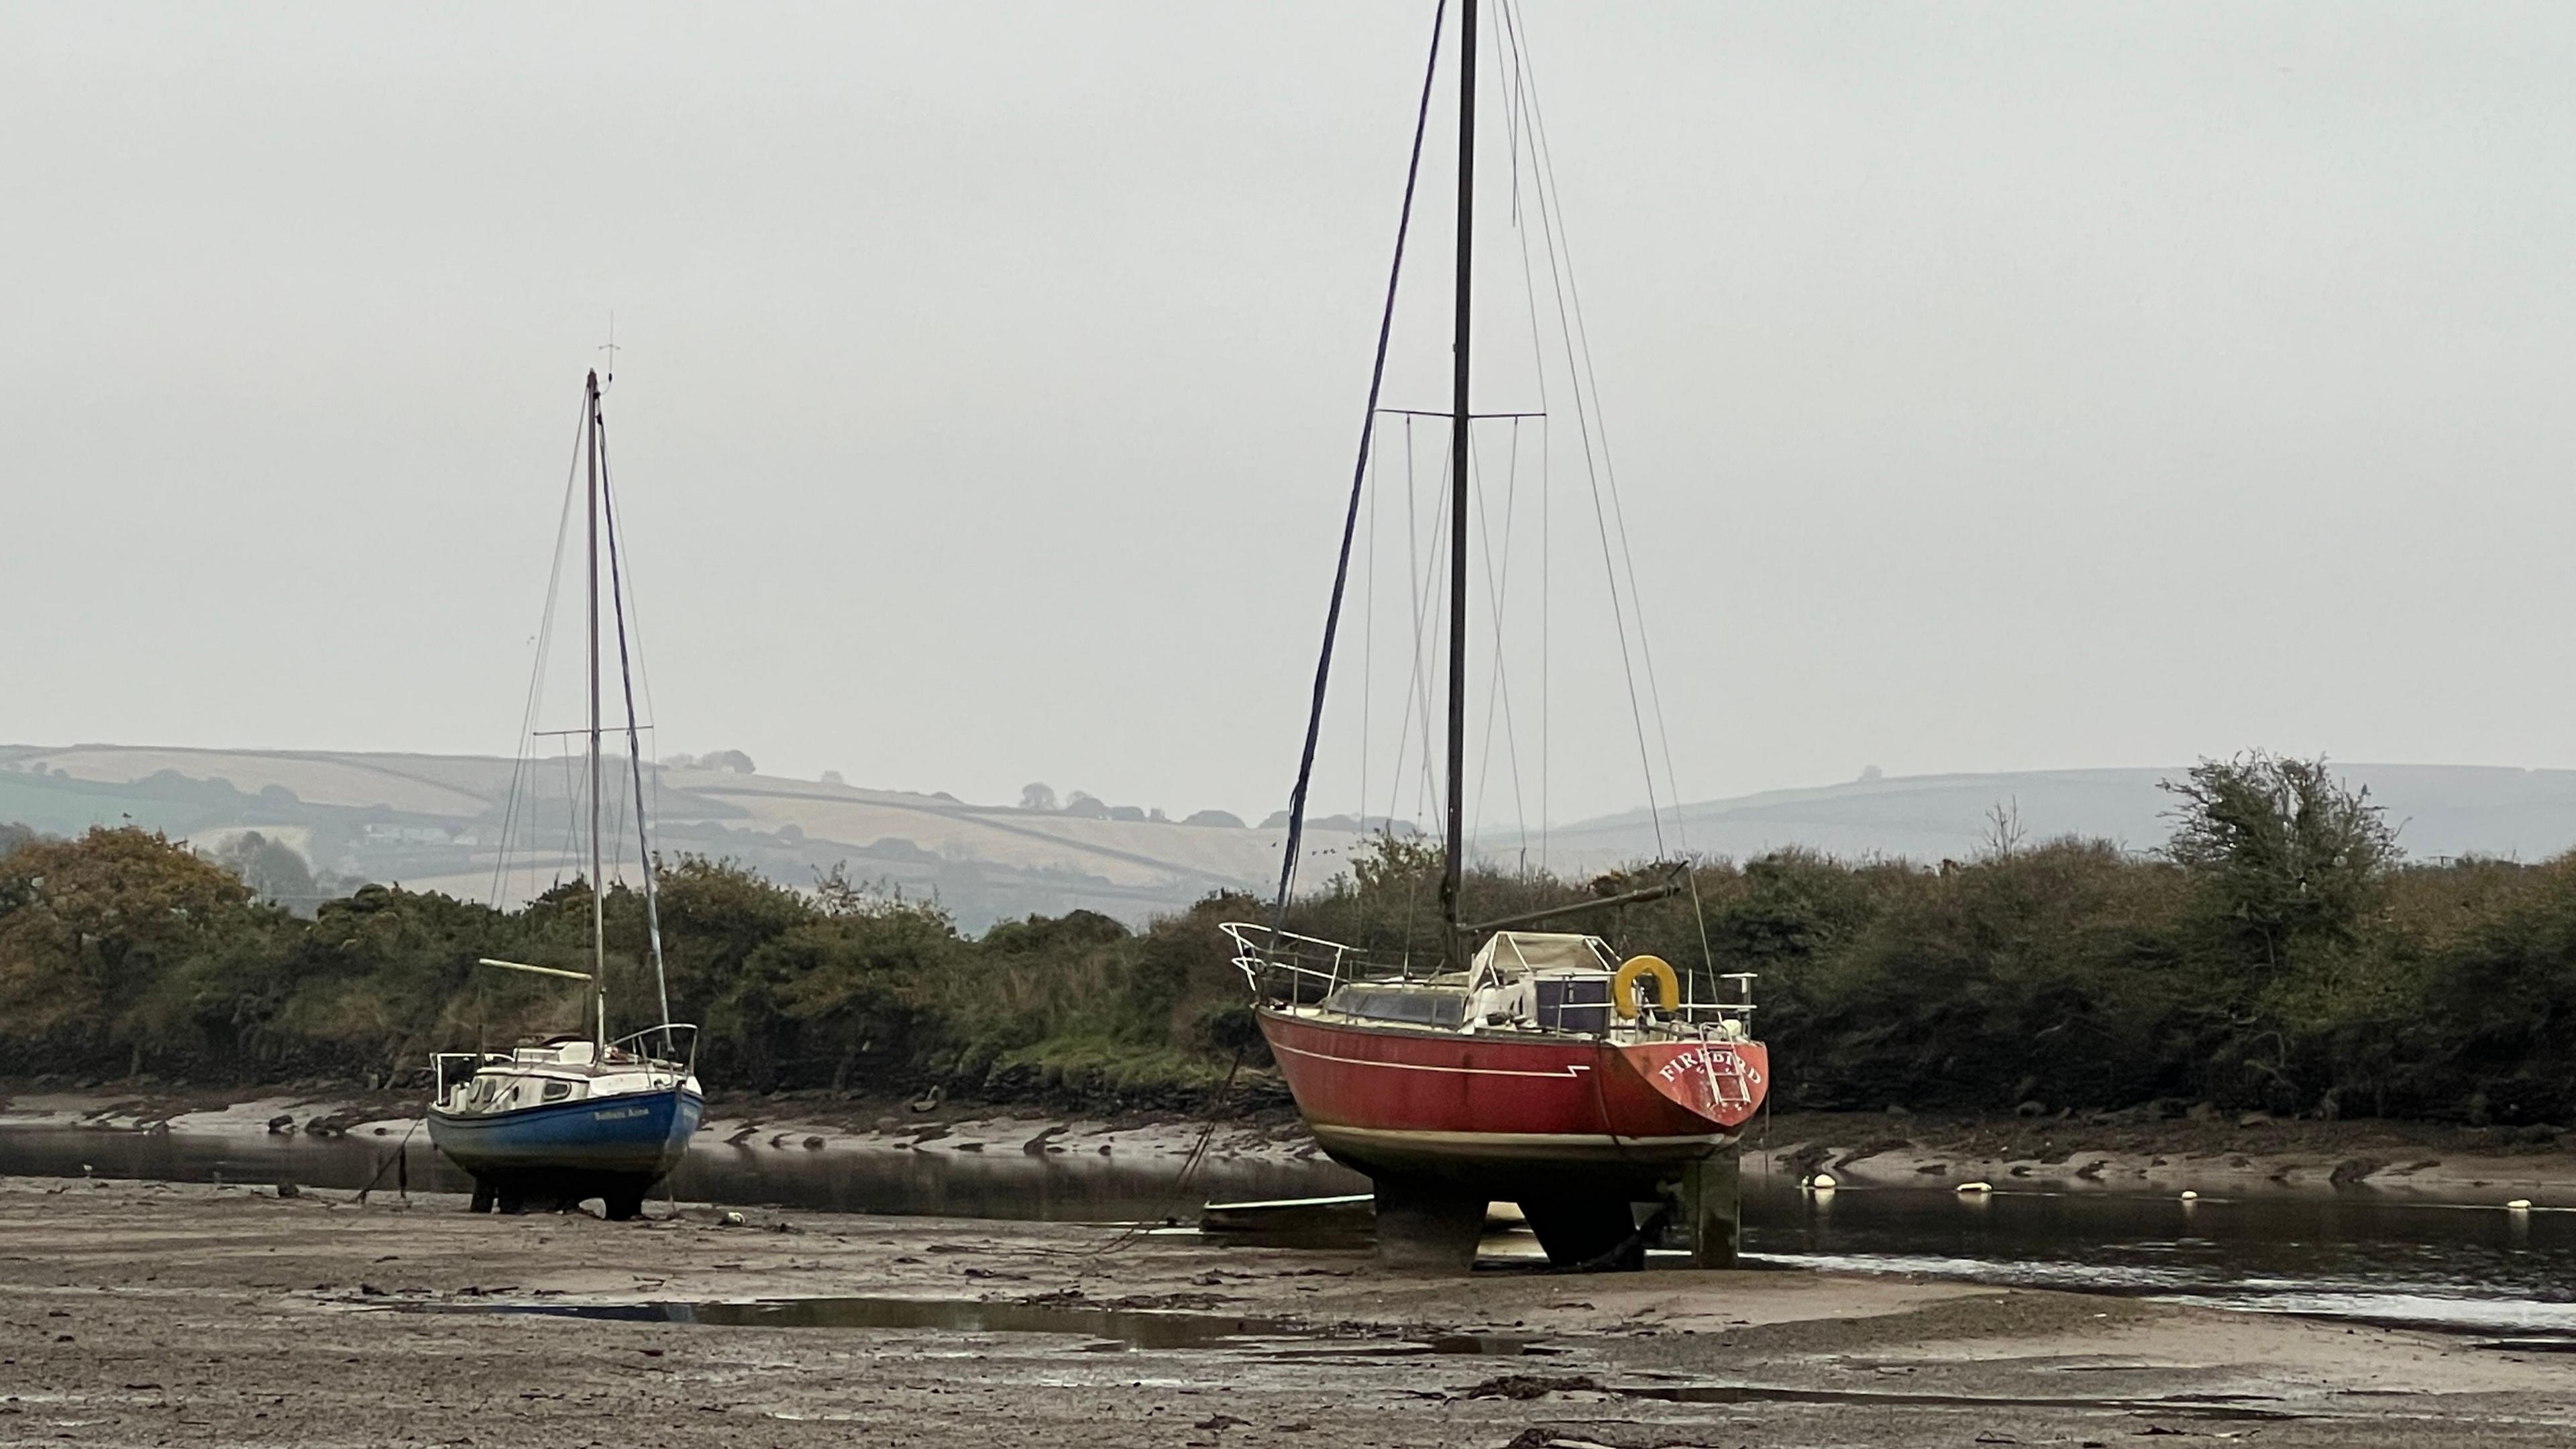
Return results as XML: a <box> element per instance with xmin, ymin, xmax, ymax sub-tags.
<box><xmin>541</xmin><ymin>1080</ymin><xmax>574</xmax><ymax>1103</ymax></box>
<box><xmin>1323</xmin><ymin>986</ymin><xmax>1467</xmax><ymax>1028</ymax></box>
<box><xmin>1534</xmin><ymin>975</ymin><xmax>1611</xmax><ymax>1034</ymax></box>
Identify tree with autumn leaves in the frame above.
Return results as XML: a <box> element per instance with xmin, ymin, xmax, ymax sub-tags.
<box><xmin>0</xmin><ymin>826</ymin><xmax>271</xmax><ymax>1075</ymax></box>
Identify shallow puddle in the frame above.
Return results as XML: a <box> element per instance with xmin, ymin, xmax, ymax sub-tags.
<box><xmin>1616</xmin><ymin>1381</ymin><xmax>2298</xmax><ymax>1421</ymax></box>
<box><xmin>400</xmin><ymin>1293</ymin><xmax>1552</xmax><ymax>1356</ymax></box>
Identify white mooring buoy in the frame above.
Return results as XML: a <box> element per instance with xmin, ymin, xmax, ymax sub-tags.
<box><xmin>1956</xmin><ymin>1181</ymin><xmax>1994</xmax><ymax>1195</ymax></box>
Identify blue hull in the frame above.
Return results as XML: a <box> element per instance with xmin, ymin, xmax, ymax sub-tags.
<box><xmin>428</xmin><ymin>1085</ymin><xmax>703</xmax><ymax>1187</ymax></box>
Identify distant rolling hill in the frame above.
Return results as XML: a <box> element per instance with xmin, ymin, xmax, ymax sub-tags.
<box><xmin>14</xmin><ymin>745</ymin><xmax>2571</xmax><ymax>927</ymax></box>
<box><xmin>1523</xmin><ymin>764</ymin><xmax>2576</xmax><ymax>875</ymax></box>
<box><xmin>0</xmin><ymin>743</ymin><xmax>1364</xmax><ymax>931</ymax></box>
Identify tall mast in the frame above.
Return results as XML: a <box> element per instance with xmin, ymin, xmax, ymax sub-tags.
<box><xmin>1440</xmin><ymin>0</ymin><xmax>1477</xmax><ymax>966</ymax></box>
<box><xmin>594</xmin><ymin>392</ymin><xmax>677</xmax><ymax>1049</ymax></box>
<box><xmin>584</xmin><ymin>370</ymin><xmax>607</xmax><ymax>1051</ymax></box>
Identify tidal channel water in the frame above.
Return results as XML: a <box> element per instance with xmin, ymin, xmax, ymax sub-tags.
<box><xmin>5</xmin><ymin>1125</ymin><xmax>2569</xmax><ymax>1344</ymax></box>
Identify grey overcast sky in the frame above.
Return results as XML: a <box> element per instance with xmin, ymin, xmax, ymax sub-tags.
<box><xmin>5</xmin><ymin>3</ymin><xmax>2575</xmax><ymax>831</ymax></box>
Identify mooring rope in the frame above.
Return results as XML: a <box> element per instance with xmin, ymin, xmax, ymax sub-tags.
<box><xmin>1075</xmin><ymin>1042</ymin><xmax>1251</xmax><ymax>1265</ymax></box>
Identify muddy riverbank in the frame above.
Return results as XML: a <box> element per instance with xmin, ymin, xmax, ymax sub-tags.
<box><xmin>3</xmin><ymin>1177</ymin><xmax>2571</xmax><ymax>1448</ymax></box>
<box><xmin>9</xmin><ymin>1081</ymin><xmax>2573</xmax><ymax>1203</ymax></box>
<box><xmin>1758</xmin><ymin>1106</ymin><xmax>2576</xmax><ymax>1201</ymax></box>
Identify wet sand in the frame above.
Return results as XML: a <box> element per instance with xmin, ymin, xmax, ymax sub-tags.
<box><xmin>3</xmin><ymin>1177</ymin><xmax>2568</xmax><ymax>1448</ymax></box>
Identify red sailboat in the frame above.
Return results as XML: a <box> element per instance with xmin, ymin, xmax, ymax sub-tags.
<box><xmin>1247</xmin><ymin>938</ymin><xmax>1767</xmax><ymax>1186</ymax></box>
<box><xmin>1226</xmin><ymin>922</ymin><xmax>1766</xmax><ymax>1269</ymax></box>
<box><xmin>1229</xmin><ymin>0</ymin><xmax>1770</xmax><ymax>1271</ymax></box>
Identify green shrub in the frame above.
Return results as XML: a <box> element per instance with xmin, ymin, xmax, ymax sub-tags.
<box><xmin>6</xmin><ymin>756</ymin><xmax>2575</xmax><ymax>1123</ymax></box>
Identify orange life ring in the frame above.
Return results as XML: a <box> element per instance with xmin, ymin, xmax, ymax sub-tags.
<box><xmin>1611</xmin><ymin>955</ymin><xmax>1680</xmax><ymax>1020</ymax></box>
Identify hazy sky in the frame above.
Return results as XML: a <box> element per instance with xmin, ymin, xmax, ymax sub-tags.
<box><xmin>7</xmin><ymin>3</ymin><xmax>2575</xmax><ymax>832</ymax></box>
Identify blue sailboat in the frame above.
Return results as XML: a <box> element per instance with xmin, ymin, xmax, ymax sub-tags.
<box><xmin>427</xmin><ymin>1026</ymin><xmax>702</xmax><ymax>1218</ymax></box>
<box><xmin>429</xmin><ymin>367</ymin><xmax>704</xmax><ymax>1220</ymax></box>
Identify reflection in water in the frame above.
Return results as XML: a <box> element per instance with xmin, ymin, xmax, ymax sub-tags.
<box><xmin>664</xmin><ymin>1137</ymin><xmax>1364</xmax><ymax>1224</ymax></box>
<box><xmin>1736</xmin><ymin>1176</ymin><xmax>2576</xmax><ymax>1339</ymax></box>
<box><xmin>407</xmin><ymin>1294</ymin><xmax>1550</xmax><ymax>1355</ymax></box>
<box><xmin>4</xmin><ymin>1125</ymin><xmax>2570</xmax><ymax>1339</ymax></box>
<box><xmin>0</xmin><ymin>1124</ymin><xmax>1364</xmax><ymax>1224</ymax></box>
<box><xmin>0</xmin><ymin>1126</ymin><xmax>458</xmax><ymax>1194</ymax></box>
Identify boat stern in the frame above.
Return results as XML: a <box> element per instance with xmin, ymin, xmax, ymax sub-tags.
<box><xmin>1615</xmin><ymin>1037</ymin><xmax>1768</xmax><ymax>1132</ymax></box>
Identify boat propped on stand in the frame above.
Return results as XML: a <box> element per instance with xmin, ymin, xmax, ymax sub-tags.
<box><xmin>1228</xmin><ymin>0</ymin><xmax>1770</xmax><ymax>1271</ymax></box>
<box><xmin>427</xmin><ymin>368</ymin><xmax>704</xmax><ymax>1220</ymax></box>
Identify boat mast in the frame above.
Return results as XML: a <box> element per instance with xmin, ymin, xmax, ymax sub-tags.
<box><xmin>1440</xmin><ymin>0</ymin><xmax>1477</xmax><ymax>968</ymax></box>
<box><xmin>584</xmin><ymin>369</ymin><xmax>608</xmax><ymax>1052</ymax></box>
<box><xmin>591</xmin><ymin>384</ymin><xmax>677</xmax><ymax>1051</ymax></box>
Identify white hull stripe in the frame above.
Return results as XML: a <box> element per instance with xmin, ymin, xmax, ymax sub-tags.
<box><xmin>1272</xmin><ymin>1039</ymin><xmax>1595</xmax><ymax>1079</ymax></box>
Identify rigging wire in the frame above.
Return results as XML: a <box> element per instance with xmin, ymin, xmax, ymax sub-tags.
<box><xmin>488</xmin><ymin>393</ymin><xmax>591</xmax><ymax>910</ymax></box>
<box><xmin>1376</xmin><ymin>422</ymin><xmax>1453</xmax><ymax>967</ymax></box>
<box><xmin>1264</xmin><ymin>0</ymin><xmax>1715</xmax><ymax>979</ymax></box>
<box><xmin>552</xmin><ymin>742</ymin><xmax>583</xmax><ymax>894</ymax></box>
<box><xmin>1496</xmin><ymin>0</ymin><xmax>1666</xmax><ymax>863</ymax></box>
<box><xmin>1504</xmin><ymin>0</ymin><xmax>1715</xmax><ymax>975</ymax></box>
<box><xmin>1385</xmin><ymin>425</ymin><xmax>1453</xmax><ymax>845</ymax></box>
<box><xmin>1402</xmin><ymin>438</ymin><xmax>1453</xmax><ymax>968</ymax></box>
<box><xmin>596</xmin><ymin>397</ymin><xmax>676</xmax><ymax>1040</ymax></box>
<box><xmin>1267</xmin><ymin>0</ymin><xmax>1450</xmax><ymax>931</ymax></box>
<box><xmin>1385</xmin><ymin>421</ymin><xmax>1418</xmax><ymax>826</ymax></box>
<box><xmin>1507</xmin><ymin>0</ymin><xmax>1690</xmax><ymax>857</ymax></box>
<box><xmin>1495</xmin><ymin>0</ymin><xmax>1522</xmax><ymax>227</ymax></box>
<box><xmin>604</xmin><ymin>739</ymin><xmax>632</xmax><ymax>887</ymax></box>
<box><xmin>1467</xmin><ymin>421</ymin><xmax>1529</xmax><ymax>863</ymax></box>
<box><xmin>1356</xmin><ymin>423</ymin><xmax>1377</xmax><ymax>833</ymax></box>
<box><xmin>1493</xmin><ymin>0</ymin><xmax>1554</xmax><ymax>876</ymax></box>
<box><xmin>600</xmin><ymin>385</ymin><xmax>669</xmax><ymax>881</ymax></box>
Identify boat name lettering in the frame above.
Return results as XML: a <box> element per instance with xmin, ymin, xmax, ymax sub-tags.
<box><xmin>593</xmin><ymin>1106</ymin><xmax>651</xmax><ymax>1122</ymax></box>
<box><xmin>1656</xmin><ymin>1048</ymin><xmax>1742</xmax><ymax>1083</ymax></box>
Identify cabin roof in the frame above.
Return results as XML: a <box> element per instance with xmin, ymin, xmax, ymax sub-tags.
<box><xmin>1470</xmin><ymin>931</ymin><xmax>1614</xmax><ymax>978</ymax></box>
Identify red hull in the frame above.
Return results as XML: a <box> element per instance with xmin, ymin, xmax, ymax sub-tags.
<box><xmin>1258</xmin><ymin>1009</ymin><xmax>1770</xmax><ymax>1197</ymax></box>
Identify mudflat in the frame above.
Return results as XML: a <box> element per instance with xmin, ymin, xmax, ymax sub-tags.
<box><xmin>1</xmin><ymin>1178</ymin><xmax>2567</xmax><ymax>1448</ymax></box>
<box><xmin>13</xmin><ymin>1085</ymin><xmax>2576</xmax><ymax>1204</ymax></box>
